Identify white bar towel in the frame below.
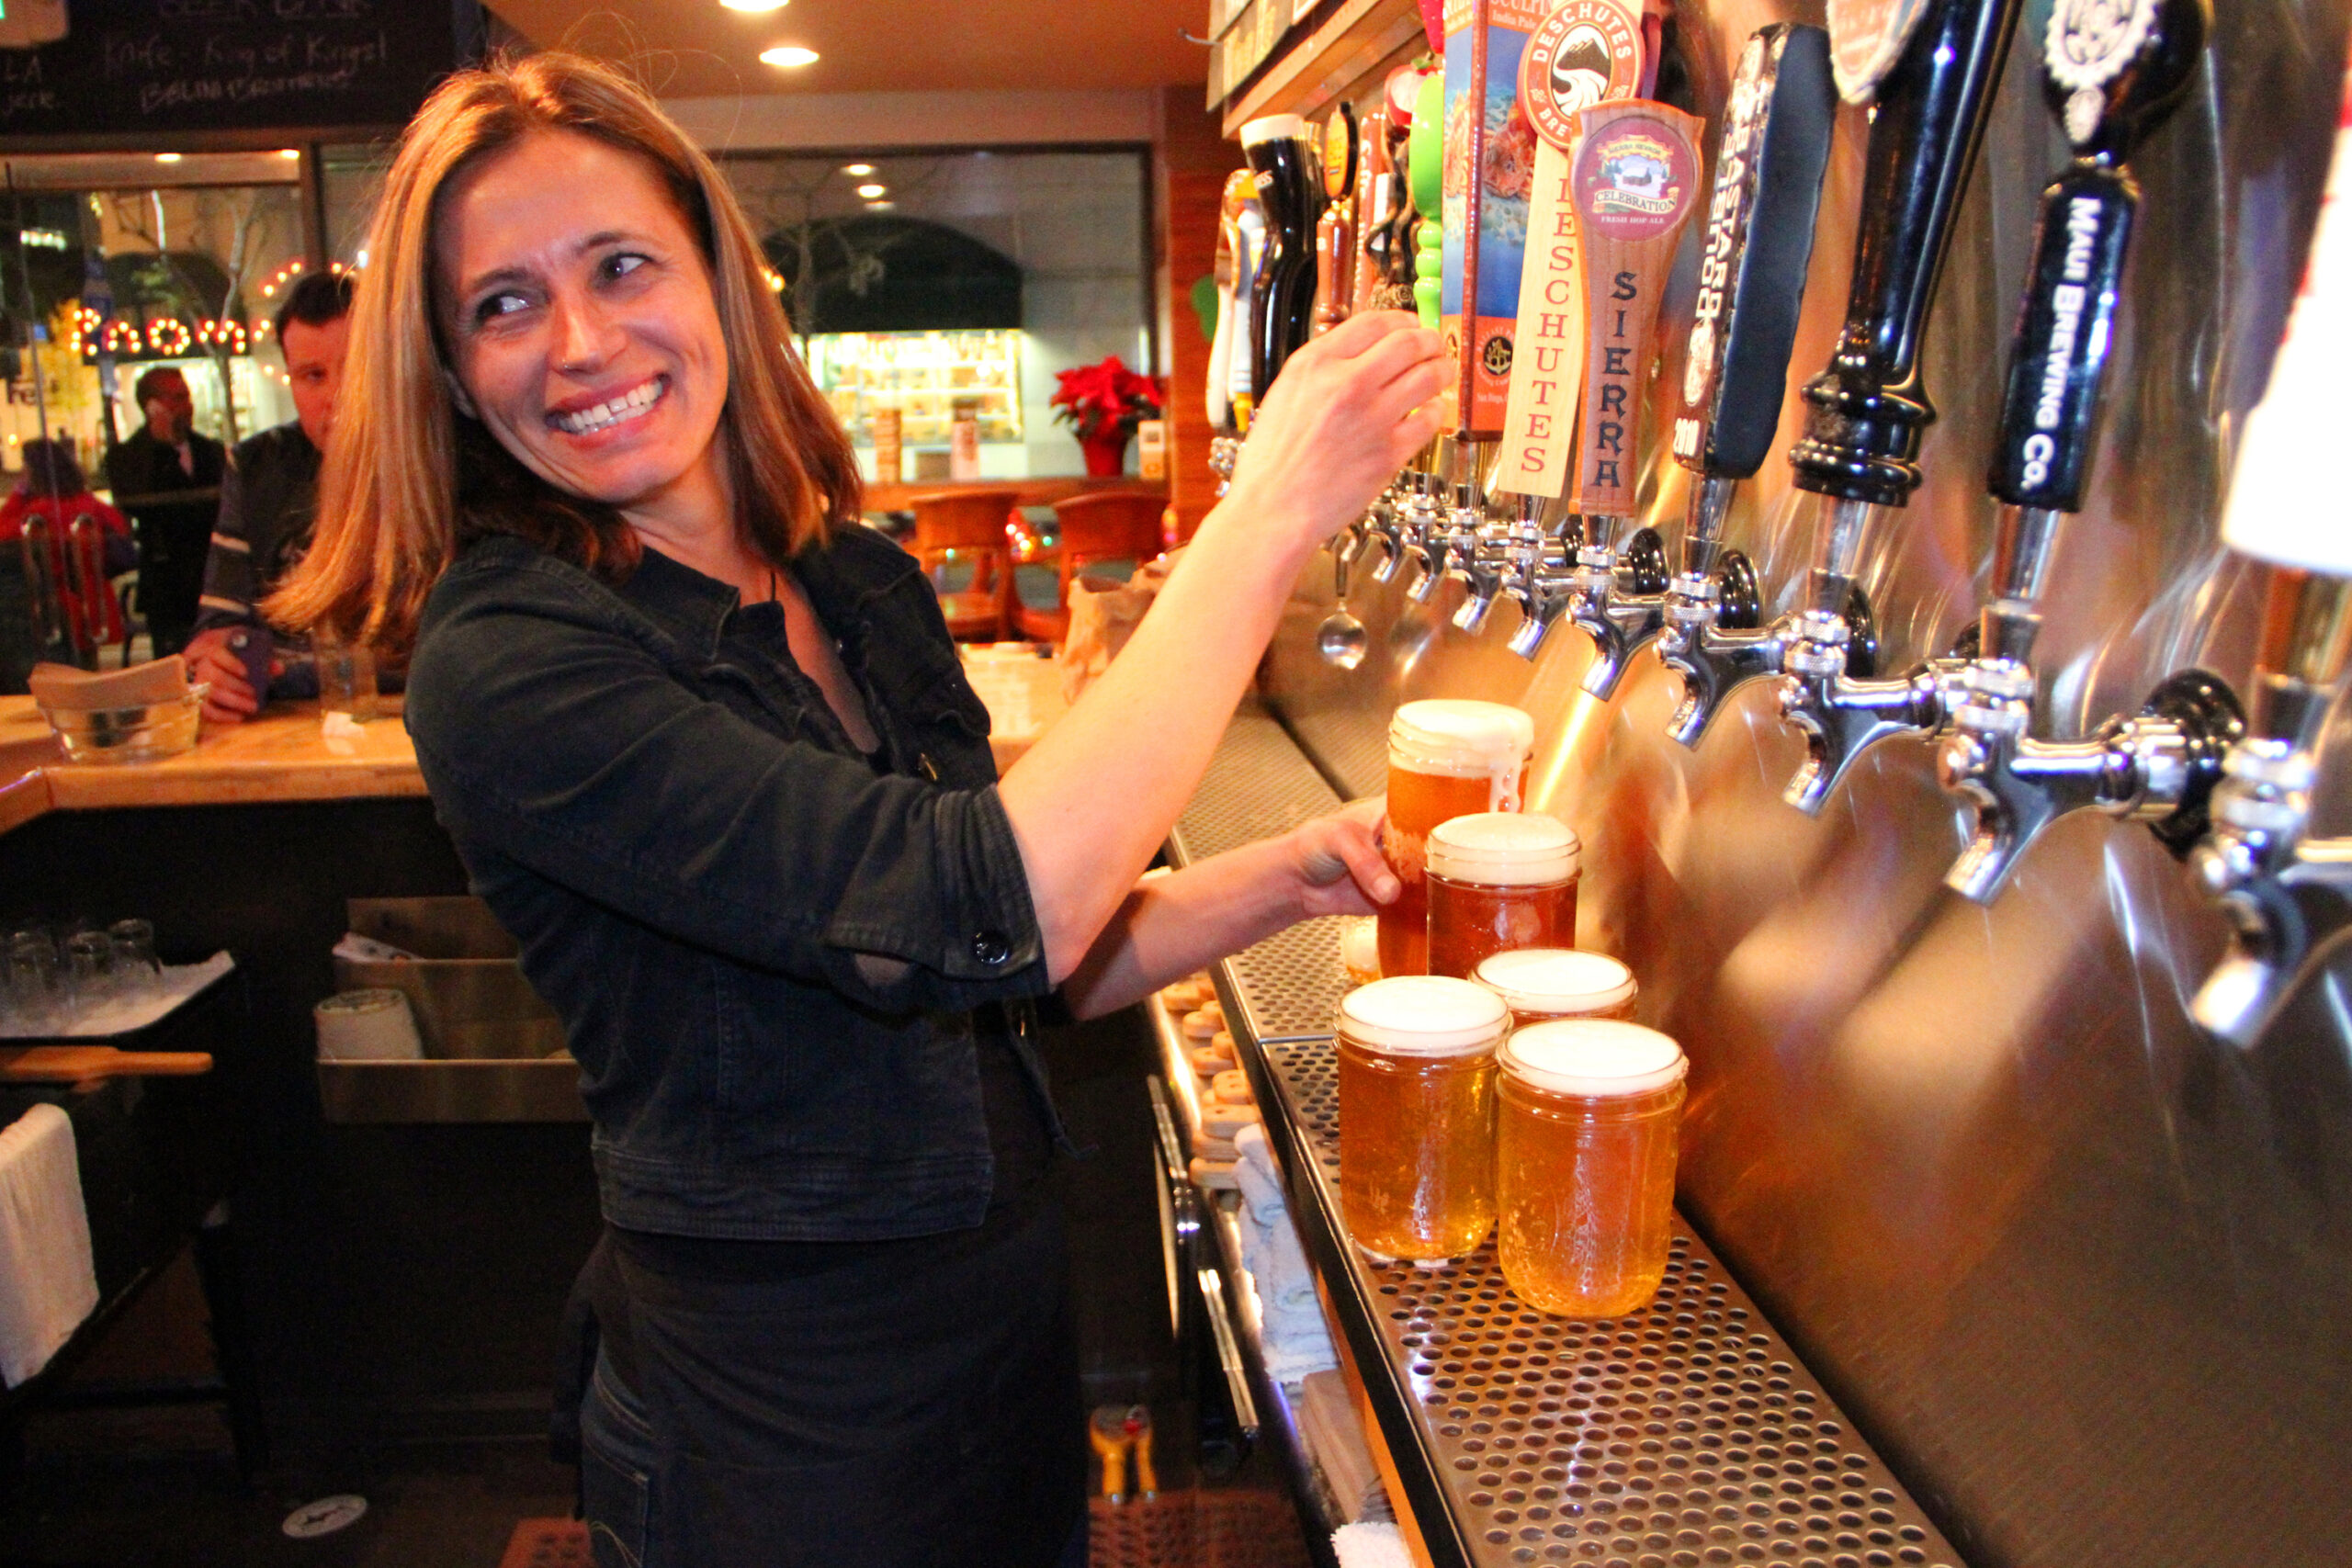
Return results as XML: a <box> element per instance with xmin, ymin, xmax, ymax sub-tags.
<box><xmin>0</xmin><ymin>1102</ymin><xmax>97</xmax><ymax>1387</ymax></box>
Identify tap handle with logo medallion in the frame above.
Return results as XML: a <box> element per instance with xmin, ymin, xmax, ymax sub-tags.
<box><xmin>1565</xmin><ymin>100</ymin><xmax>1703</xmax><ymax>531</ymax></box>
<box><xmin>1988</xmin><ymin>0</ymin><xmax>2206</xmax><ymax>521</ymax></box>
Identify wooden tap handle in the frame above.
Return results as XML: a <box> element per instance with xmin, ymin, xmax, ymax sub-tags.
<box><xmin>1566</xmin><ymin>101</ymin><xmax>1704</xmax><ymax>520</ymax></box>
<box><xmin>1311</xmin><ymin>198</ymin><xmax>1354</xmax><ymax>337</ymax></box>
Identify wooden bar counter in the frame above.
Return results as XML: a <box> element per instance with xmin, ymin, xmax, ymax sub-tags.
<box><xmin>0</xmin><ymin>696</ymin><xmax>425</xmax><ymax>837</ymax></box>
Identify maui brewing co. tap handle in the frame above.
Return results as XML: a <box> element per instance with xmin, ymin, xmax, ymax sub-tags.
<box><xmin>1773</xmin><ymin>0</ymin><xmax>2026</xmax><ymax>816</ymax></box>
<box><xmin>1658</xmin><ymin>22</ymin><xmax>1837</xmax><ymax>746</ymax></box>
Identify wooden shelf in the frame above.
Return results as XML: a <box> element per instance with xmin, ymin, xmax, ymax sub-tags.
<box><xmin>1220</xmin><ymin>0</ymin><xmax>1428</xmax><ymax>139</ymax></box>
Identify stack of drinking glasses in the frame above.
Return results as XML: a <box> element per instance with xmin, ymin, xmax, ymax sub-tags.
<box><xmin>3</xmin><ymin>918</ymin><xmax>164</xmax><ymax>1035</ymax></box>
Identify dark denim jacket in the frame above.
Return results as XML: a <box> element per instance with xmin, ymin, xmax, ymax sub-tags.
<box><xmin>404</xmin><ymin>527</ymin><xmax>1060</xmax><ymax>1241</ymax></box>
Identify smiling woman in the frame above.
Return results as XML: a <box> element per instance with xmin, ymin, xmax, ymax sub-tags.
<box><xmin>262</xmin><ymin>48</ymin><xmax>1444</xmax><ymax>1568</ymax></box>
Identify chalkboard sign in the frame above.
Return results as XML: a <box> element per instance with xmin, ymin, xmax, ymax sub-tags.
<box><xmin>0</xmin><ymin>0</ymin><xmax>477</xmax><ymax>141</ymax></box>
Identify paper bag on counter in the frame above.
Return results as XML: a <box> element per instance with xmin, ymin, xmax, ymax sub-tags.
<box><xmin>1057</xmin><ymin>547</ymin><xmax>1180</xmax><ymax>704</ymax></box>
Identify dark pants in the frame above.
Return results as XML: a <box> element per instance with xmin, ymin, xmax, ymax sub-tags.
<box><xmin>134</xmin><ymin>509</ymin><xmax>210</xmax><ymax>658</ymax></box>
<box><xmin>578</xmin><ymin>1194</ymin><xmax>1088</xmax><ymax>1568</ymax></box>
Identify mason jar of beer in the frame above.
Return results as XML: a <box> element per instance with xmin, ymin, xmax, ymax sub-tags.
<box><xmin>1473</xmin><ymin>948</ymin><xmax>1637</xmax><ymax>1026</ymax></box>
<box><xmin>1380</xmin><ymin>700</ymin><xmax>1535</xmax><ymax>977</ymax></box>
<box><xmin>1423</xmin><ymin>812</ymin><xmax>1580</xmax><ymax>978</ymax></box>
<box><xmin>1335</xmin><ymin>976</ymin><xmax>1510</xmax><ymax>1261</ymax></box>
<box><xmin>1495</xmin><ymin>1021</ymin><xmax>1688</xmax><ymax>1316</ymax></box>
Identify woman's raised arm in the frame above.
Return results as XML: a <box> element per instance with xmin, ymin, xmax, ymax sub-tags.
<box><xmin>996</xmin><ymin>310</ymin><xmax>1444</xmax><ymax>984</ymax></box>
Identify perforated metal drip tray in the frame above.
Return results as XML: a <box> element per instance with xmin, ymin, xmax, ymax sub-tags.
<box><xmin>1169</xmin><ymin>710</ymin><xmax>1966</xmax><ymax>1568</ymax></box>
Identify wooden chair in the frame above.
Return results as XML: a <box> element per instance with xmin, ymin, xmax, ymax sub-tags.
<box><xmin>1013</xmin><ymin>491</ymin><xmax>1170</xmax><ymax>645</ymax></box>
<box><xmin>909</xmin><ymin>488</ymin><xmax>1020</xmax><ymax>641</ymax></box>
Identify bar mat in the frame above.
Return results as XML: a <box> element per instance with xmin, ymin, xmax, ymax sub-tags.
<box><xmin>498</xmin><ymin>1517</ymin><xmax>591</xmax><ymax>1568</ymax></box>
<box><xmin>1089</xmin><ymin>1489</ymin><xmax>1314</xmax><ymax>1568</ymax></box>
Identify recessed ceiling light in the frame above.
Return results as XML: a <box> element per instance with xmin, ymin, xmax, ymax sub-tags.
<box><xmin>842</xmin><ymin>164</ymin><xmax>875</xmax><ymax>177</ymax></box>
<box><xmin>856</xmin><ymin>183</ymin><xmax>886</xmax><ymax>198</ymax></box>
<box><xmin>277</xmin><ymin>149</ymin><xmax>300</xmax><ymax>160</ymax></box>
<box><xmin>759</xmin><ymin>45</ymin><xmax>819</xmax><ymax>67</ymax></box>
<box><xmin>721</xmin><ymin>0</ymin><xmax>786</xmax><ymax>9</ymax></box>
<box><xmin>154</xmin><ymin>152</ymin><xmax>182</xmax><ymax>164</ymax></box>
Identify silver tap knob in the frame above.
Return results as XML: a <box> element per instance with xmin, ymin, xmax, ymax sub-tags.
<box><xmin>1660</xmin><ymin>576</ymin><xmax>1791</xmax><ymax>749</ymax></box>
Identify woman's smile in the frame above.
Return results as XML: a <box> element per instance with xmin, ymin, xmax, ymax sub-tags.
<box><xmin>550</xmin><ymin>373</ymin><xmax>669</xmax><ymax>436</ymax></box>
<box><xmin>436</xmin><ymin>130</ymin><xmax>732</xmax><ymax>540</ymax></box>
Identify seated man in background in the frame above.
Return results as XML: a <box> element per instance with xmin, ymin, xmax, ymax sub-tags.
<box><xmin>106</xmin><ymin>364</ymin><xmax>225</xmax><ymax>659</ymax></box>
<box><xmin>184</xmin><ymin>270</ymin><xmax>352</xmax><ymax>723</ymax></box>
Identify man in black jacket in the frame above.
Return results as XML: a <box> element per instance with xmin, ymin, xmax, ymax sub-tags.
<box><xmin>184</xmin><ymin>270</ymin><xmax>353</xmax><ymax>721</ymax></box>
<box><xmin>105</xmin><ymin>364</ymin><xmax>225</xmax><ymax>659</ymax></box>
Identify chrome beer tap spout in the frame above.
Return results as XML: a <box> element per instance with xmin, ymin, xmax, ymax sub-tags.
<box><xmin>1659</xmin><ymin>477</ymin><xmax>1787</xmax><ymax>746</ymax></box>
<box><xmin>1408</xmin><ymin>446</ymin><xmax>1487</xmax><ymax>607</ymax></box>
<box><xmin>1563</xmin><ymin>513</ymin><xmax>1673</xmax><ymax>697</ymax></box>
<box><xmin>1938</xmin><ymin>580</ymin><xmax>2240</xmax><ymax>901</ymax></box>
<box><xmin>2190</xmin><ymin>669</ymin><xmax>2352</xmax><ymax>1048</ymax></box>
<box><xmin>1504</xmin><ymin>514</ymin><xmax>1581</xmax><ymax>660</ymax></box>
<box><xmin>1774</xmin><ymin>500</ymin><xmax>1958</xmax><ymax>816</ymax></box>
<box><xmin>1454</xmin><ymin>494</ymin><xmax>1542</xmax><ymax>634</ymax></box>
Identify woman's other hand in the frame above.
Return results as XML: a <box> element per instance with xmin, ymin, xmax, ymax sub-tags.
<box><xmin>1287</xmin><ymin>796</ymin><xmax>1397</xmax><ymax>919</ymax></box>
<box><xmin>1222</xmin><ymin>310</ymin><xmax>1446</xmax><ymax>555</ymax></box>
<box><xmin>184</xmin><ymin>628</ymin><xmax>266</xmax><ymax>725</ymax></box>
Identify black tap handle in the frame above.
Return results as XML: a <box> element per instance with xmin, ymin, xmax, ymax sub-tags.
<box><xmin>1672</xmin><ymin>23</ymin><xmax>1836</xmax><ymax>481</ymax></box>
<box><xmin>1787</xmin><ymin>0</ymin><xmax>2025</xmax><ymax>506</ymax></box>
<box><xmin>1988</xmin><ymin>0</ymin><xmax>2202</xmax><ymax>510</ymax></box>
<box><xmin>1988</xmin><ymin>166</ymin><xmax>2136</xmax><ymax>510</ymax></box>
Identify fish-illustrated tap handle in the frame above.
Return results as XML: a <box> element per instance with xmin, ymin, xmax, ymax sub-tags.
<box><xmin>1987</xmin><ymin>166</ymin><xmax>2136</xmax><ymax>513</ymax></box>
<box><xmin>1788</xmin><ymin>0</ymin><xmax>2026</xmax><ymax>507</ymax></box>
<box><xmin>1672</xmin><ymin>23</ymin><xmax>1836</xmax><ymax>482</ymax></box>
<box><xmin>1566</xmin><ymin>100</ymin><xmax>1703</xmax><ymax>522</ymax></box>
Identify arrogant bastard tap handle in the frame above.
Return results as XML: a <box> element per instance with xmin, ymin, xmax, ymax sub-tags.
<box><xmin>1787</xmin><ymin>0</ymin><xmax>2026</xmax><ymax>506</ymax></box>
<box><xmin>1990</xmin><ymin>0</ymin><xmax>2207</xmax><ymax>513</ymax></box>
<box><xmin>1672</xmin><ymin>23</ymin><xmax>1836</xmax><ymax>484</ymax></box>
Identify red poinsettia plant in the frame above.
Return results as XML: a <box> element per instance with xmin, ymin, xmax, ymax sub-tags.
<box><xmin>1049</xmin><ymin>355</ymin><xmax>1161</xmax><ymax>442</ymax></box>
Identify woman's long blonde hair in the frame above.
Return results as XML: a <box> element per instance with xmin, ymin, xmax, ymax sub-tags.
<box><xmin>267</xmin><ymin>51</ymin><xmax>858</xmax><ymax>651</ymax></box>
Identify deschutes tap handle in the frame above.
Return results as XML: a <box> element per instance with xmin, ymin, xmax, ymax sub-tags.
<box><xmin>1788</xmin><ymin>0</ymin><xmax>2025</xmax><ymax>506</ymax></box>
<box><xmin>1988</xmin><ymin>166</ymin><xmax>2136</xmax><ymax>512</ymax></box>
<box><xmin>1673</xmin><ymin>24</ymin><xmax>1837</xmax><ymax>481</ymax></box>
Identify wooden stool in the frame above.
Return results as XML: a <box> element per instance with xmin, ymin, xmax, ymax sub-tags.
<box><xmin>1013</xmin><ymin>491</ymin><xmax>1169</xmax><ymax>645</ymax></box>
<box><xmin>909</xmin><ymin>489</ymin><xmax>1020</xmax><ymax>642</ymax></box>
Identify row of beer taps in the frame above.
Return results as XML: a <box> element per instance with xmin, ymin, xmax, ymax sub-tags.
<box><xmin>1210</xmin><ymin>0</ymin><xmax>2352</xmax><ymax>1047</ymax></box>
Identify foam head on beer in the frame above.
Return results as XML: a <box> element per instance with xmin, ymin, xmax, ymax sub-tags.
<box><xmin>1474</xmin><ymin>947</ymin><xmax>1636</xmax><ymax>1021</ymax></box>
<box><xmin>1381</xmin><ymin>700</ymin><xmax>1538</xmax><ymax>977</ymax></box>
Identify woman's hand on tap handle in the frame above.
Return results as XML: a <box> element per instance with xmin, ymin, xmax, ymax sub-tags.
<box><xmin>1227</xmin><ymin>310</ymin><xmax>1446</xmax><ymax>554</ymax></box>
<box><xmin>1286</xmin><ymin>795</ymin><xmax>1398</xmax><ymax>919</ymax></box>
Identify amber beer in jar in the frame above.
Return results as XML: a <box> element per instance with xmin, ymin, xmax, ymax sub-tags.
<box><xmin>1496</xmin><ymin>1021</ymin><xmax>1688</xmax><ymax>1316</ymax></box>
<box><xmin>1424</xmin><ymin>812</ymin><xmax>1580</xmax><ymax>978</ymax></box>
<box><xmin>1380</xmin><ymin>700</ymin><xmax>1536</xmax><ymax>977</ymax></box>
<box><xmin>1336</xmin><ymin>976</ymin><xmax>1510</xmax><ymax>1260</ymax></box>
<box><xmin>1473</xmin><ymin>948</ymin><xmax>1637</xmax><ymax>1026</ymax></box>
